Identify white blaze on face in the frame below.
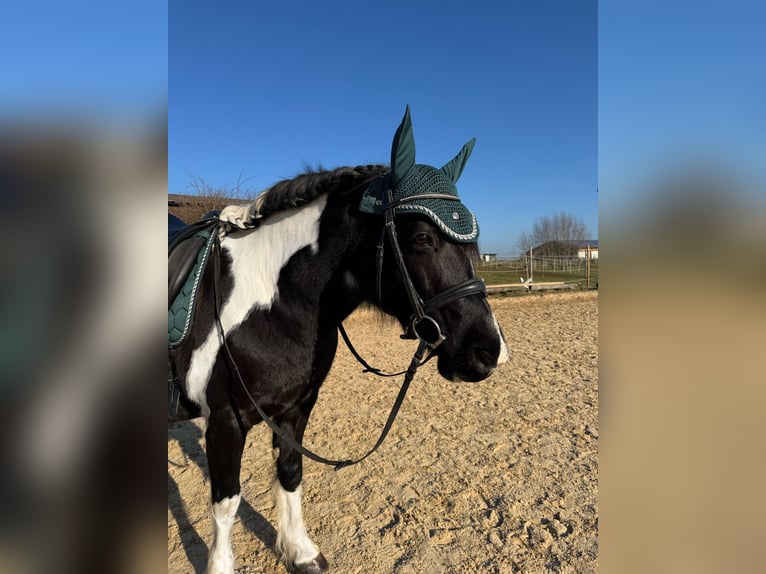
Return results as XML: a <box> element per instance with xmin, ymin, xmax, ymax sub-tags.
<box><xmin>472</xmin><ymin>258</ymin><xmax>509</xmax><ymax>366</ymax></box>
<box><xmin>185</xmin><ymin>194</ymin><xmax>328</xmax><ymax>416</ymax></box>
<box><xmin>492</xmin><ymin>313</ymin><xmax>509</xmax><ymax>365</ymax></box>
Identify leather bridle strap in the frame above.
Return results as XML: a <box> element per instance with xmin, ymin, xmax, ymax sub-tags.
<box><xmin>423</xmin><ymin>278</ymin><xmax>487</xmax><ymax>315</ymax></box>
<box><xmin>375</xmin><ymin>188</ymin><xmax>487</xmax><ymax>349</ymax></box>
<box><xmin>374</xmin><ymin>193</ymin><xmax>466</xmax><ymax>309</ymax></box>
<box><xmin>381</xmin><ymin>188</ymin><xmax>426</xmax><ymax>321</ymax></box>
<box><xmin>337</xmin><ymin>322</ymin><xmax>435</xmax><ymax>377</ymax></box>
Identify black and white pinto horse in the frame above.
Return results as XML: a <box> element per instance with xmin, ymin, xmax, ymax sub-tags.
<box><xmin>169</xmin><ymin>107</ymin><xmax>509</xmax><ymax>574</ymax></box>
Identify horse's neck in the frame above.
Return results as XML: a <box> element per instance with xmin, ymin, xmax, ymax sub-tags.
<box><xmin>220</xmin><ymin>194</ymin><xmax>376</xmax><ymax>318</ymax></box>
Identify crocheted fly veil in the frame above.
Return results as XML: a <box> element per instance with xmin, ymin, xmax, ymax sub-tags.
<box><xmin>360</xmin><ymin>106</ymin><xmax>479</xmax><ymax>243</ymax></box>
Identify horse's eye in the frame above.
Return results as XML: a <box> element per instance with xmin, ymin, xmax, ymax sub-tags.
<box><xmin>414</xmin><ymin>232</ymin><xmax>432</xmax><ymax>246</ymax></box>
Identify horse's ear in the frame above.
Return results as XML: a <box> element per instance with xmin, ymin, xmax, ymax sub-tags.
<box><xmin>441</xmin><ymin>138</ymin><xmax>476</xmax><ymax>183</ymax></box>
<box><xmin>391</xmin><ymin>105</ymin><xmax>416</xmax><ymax>187</ymax></box>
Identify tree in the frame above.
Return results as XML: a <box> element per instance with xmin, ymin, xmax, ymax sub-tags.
<box><xmin>516</xmin><ymin>230</ymin><xmax>534</xmax><ymax>257</ymax></box>
<box><xmin>517</xmin><ymin>211</ymin><xmax>589</xmax><ymax>257</ymax></box>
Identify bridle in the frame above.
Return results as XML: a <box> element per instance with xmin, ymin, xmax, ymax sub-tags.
<box><xmin>212</xmin><ymin>181</ymin><xmax>488</xmax><ymax>471</ymax></box>
<box><xmin>374</xmin><ymin>186</ymin><xmax>487</xmax><ymax>349</ymax></box>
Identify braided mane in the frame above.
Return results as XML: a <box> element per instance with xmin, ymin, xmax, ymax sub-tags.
<box><xmin>253</xmin><ymin>164</ymin><xmax>389</xmax><ymax>219</ymax></box>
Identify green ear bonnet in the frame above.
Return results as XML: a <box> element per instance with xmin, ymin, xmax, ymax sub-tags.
<box><xmin>359</xmin><ymin>106</ymin><xmax>480</xmax><ymax>243</ymax></box>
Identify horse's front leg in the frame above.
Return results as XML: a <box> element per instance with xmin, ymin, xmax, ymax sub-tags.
<box><xmin>205</xmin><ymin>408</ymin><xmax>247</xmax><ymax>574</ymax></box>
<box><xmin>273</xmin><ymin>406</ymin><xmax>328</xmax><ymax>574</ymax></box>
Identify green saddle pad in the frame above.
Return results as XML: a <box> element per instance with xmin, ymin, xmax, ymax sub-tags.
<box><xmin>168</xmin><ymin>229</ymin><xmax>214</xmax><ymax>347</ymax></box>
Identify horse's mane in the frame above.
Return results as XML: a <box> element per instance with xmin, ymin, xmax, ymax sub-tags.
<box><xmin>252</xmin><ymin>164</ymin><xmax>389</xmax><ymax>219</ymax></box>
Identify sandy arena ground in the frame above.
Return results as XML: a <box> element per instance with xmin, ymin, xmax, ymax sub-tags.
<box><xmin>168</xmin><ymin>291</ymin><xmax>598</xmax><ymax>573</ymax></box>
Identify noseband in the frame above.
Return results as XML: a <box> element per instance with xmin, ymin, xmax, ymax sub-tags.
<box><xmin>375</xmin><ymin>187</ymin><xmax>487</xmax><ymax>349</ymax></box>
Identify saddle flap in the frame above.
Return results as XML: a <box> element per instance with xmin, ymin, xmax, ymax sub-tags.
<box><xmin>168</xmin><ymin>235</ymin><xmax>207</xmax><ymax>307</ymax></box>
<box><xmin>168</xmin><ymin>214</ymin><xmax>219</xmax><ymax>347</ymax></box>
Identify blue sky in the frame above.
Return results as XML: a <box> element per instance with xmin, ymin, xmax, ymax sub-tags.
<box><xmin>2</xmin><ymin>1</ymin><xmax>761</xmax><ymax>256</ymax></box>
<box><xmin>169</xmin><ymin>0</ymin><xmax>597</xmax><ymax>256</ymax></box>
<box><xmin>599</xmin><ymin>1</ymin><xmax>765</xmax><ymax>209</ymax></box>
<box><xmin>1</xmin><ymin>1</ymin><xmax>166</xmax><ymax>119</ymax></box>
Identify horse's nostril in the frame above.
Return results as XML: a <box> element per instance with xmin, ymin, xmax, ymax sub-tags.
<box><xmin>471</xmin><ymin>345</ymin><xmax>496</xmax><ymax>371</ymax></box>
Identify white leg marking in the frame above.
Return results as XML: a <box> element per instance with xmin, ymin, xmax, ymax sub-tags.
<box><xmin>207</xmin><ymin>494</ymin><xmax>241</xmax><ymax>574</ymax></box>
<box><xmin>186</xmin><ymin>195</ymin><xmax>328</xmax><ymax>414</ymax></box>
<box><xmin>492</xmin><ymin>313</ymin><xmax>510</xmax><ymax>365</ymax></box>
<box><xmin>275</xmin><ymin>482</ymin><xmax>320</xmax><ymax>567</ymax></box>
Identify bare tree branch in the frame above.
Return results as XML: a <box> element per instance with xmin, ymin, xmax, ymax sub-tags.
<box><xmin>520</xmin><ymin>212</ymin><xmax>590</xmax><ymax>257</ymax></box>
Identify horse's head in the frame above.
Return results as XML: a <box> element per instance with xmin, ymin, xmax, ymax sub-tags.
<box><xmin>361</xmin><ymin>106</ymin><xmax>509</xmax><ymax>382</ymax></box>
<box><xmin>392</xmin><ymin>215</ymin><xmax>509</xmax><ymax>382</ymax></box>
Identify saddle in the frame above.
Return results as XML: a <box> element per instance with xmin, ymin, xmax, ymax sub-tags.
<box><xmin>168</xmin><ymin>211</ymin><xmax>219</xmax><ymax>348</ymax></box>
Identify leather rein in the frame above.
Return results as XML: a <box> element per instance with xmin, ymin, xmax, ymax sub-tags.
<box><xmin>212</xmin><ymin>186</ymin><xmax>487</xmax><ymax>470</ymax></box>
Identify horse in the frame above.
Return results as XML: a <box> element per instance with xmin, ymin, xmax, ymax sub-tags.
<box><xmin>168</xmin><ymin>106</ymin><xmax>509</xmax><ymax>574</ymax></box>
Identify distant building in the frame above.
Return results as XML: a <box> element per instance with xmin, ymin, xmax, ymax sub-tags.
<box><xmin>531</xmin><ymin>240</ymin><xmax>598</xmax><ymax>259</ymax></box>
<box><xmin>573</xmin><ymin>240</ymin><xmax>598</xmax><ymax>260</ymax></box>
<box><xmin>481</xmin><ymin>253</ymin><xmax>498</xmax><ymax>263</ymax></box>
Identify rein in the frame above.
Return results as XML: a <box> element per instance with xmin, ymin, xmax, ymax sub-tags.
<box><xmin>210</xmin><ymin>185</ymin><xmax>487</xmax><ymax>471</ymax></box>
<box><xmin>337</xmin><ymin>323</ymin><xmax>434</xmax><ymax>377</ymax></box>
<box><xmin>212</xmin><ymin>230</ymin><xmax>422</xmax><ymax>471</ymax></box>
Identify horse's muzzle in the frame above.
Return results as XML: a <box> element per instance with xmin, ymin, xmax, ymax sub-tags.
<box><xmin>437</xmin><ymin>343</ymin><xmax>499</xmax><ymax>383</ymax></box>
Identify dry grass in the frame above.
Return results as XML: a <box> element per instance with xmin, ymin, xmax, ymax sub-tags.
<box><xmin>169</xmin><ymin>173</ymin><xmax>252</xmax><ymax>223</ymax></box>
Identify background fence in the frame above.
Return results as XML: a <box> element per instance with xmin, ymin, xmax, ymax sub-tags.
<box><xmin>170</xmin><ymin>196</ymin><xmax>599</xmax><ymax>291</ymax></box>
<box><xmin>475</xmin><ymin>254</ymin><xmax>599</xmax><ymax>290</ymax></box>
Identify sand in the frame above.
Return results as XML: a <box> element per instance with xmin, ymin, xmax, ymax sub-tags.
<box><xmin>168</xmin><ymin>291</ymin><xmax>598</xmax><ymax>573</ymax></box>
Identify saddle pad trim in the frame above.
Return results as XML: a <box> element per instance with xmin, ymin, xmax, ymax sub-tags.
<box><xmin>168</xmin><ymin>229</ymin><xmax>214</xmax><ymax>348</ymax></box>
